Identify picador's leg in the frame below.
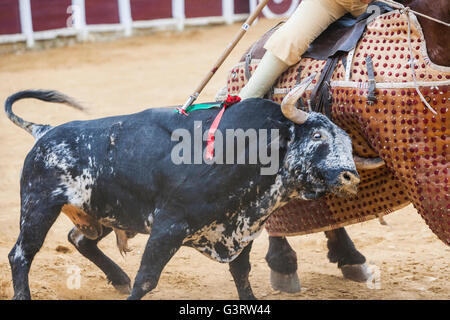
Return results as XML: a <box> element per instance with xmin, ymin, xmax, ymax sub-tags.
<box><xmin>9</xmin><ymin>198</ymin><xmax>62</xmax><ymax>300</ymax></box>
<box><xmin>265</xmin><ymin>236</ymin><xmax>301</xmax><ymax>293</ymax></box>
<box><xmin>128</xmin><ymin>219</ymin><xmax>188</xmax><ymax>300</ymax></box>
<box><xmin>325</xmin><ymin>227</ymin><xmax>371</xmax><ymax>282</ymax></box>
<box><xmin>229</xmin><ymin>241</ymin><xmax>256</xmax><ymax>300</ymax></box>
<box><xmin>68</xmin><ymin>226</ymin><xmax>131</xmax><ymax>294</ymax></box>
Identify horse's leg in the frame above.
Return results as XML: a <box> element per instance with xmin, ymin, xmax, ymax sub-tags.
<box><xmin>265</xmin><ymin>236</ymin><xmax>301</xmax><ymax>293</ymax></box>
<box><xmin>325</xmin><ymin>227</ymin><xmax>371</xmax><ymax>282</ymax></box>
<box><xmin>68</xmin><ymin>227</ymin><xmax>132</xmax><ymax>294</ymax></box>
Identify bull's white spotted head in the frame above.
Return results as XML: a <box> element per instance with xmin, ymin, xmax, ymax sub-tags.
<box><xmin>275</xmin><ymin>80</ymin><xmax>360</xmax><ymax>199</ymax></box>
<box><xmin>280</xmin><ymin>112</ymin><xmax>360</xmax><ymax>200</ymax></box>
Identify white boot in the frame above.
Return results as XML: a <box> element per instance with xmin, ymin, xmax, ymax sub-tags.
<box><xmin>239</xmin><ymin>51</ymin><xmax>289</xmax><ymax>100</ymax></box>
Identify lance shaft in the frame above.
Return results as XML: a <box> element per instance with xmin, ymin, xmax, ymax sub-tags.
<box><xmin>177</xmin><ymin>0</ymin><xmax>270</xmax><ymax>115</ymax></box>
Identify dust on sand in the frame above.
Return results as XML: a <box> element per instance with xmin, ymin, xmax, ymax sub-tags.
<box><xmin>0</xmin><ymin>19</ymin><xmax>448</xmax><ymax>300</ymax></box>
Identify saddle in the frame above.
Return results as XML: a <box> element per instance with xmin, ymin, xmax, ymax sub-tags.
<box><xmin>240</xmin><ymin>1</ymin><xmax>393</xmax><ymax>118</ymax></box>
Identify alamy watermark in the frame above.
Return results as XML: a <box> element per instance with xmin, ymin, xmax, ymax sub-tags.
<box><xmin>366</xmin><ymin>4</ymin><xmax>382</xmax><ymax>24</ymax></box>
<box><xmin>366</xmin><ymin>264</ymin><xmax>381</xmax><ymax>290</ymax></box>
<box><xmin>171</xmin><ymin>121</ymin><xmax>281</xmax><ymax>175</ymax></box>
<box><xmin>66</xmin><ymin>265</ymin><xmax>81</xmax><ymax>290</ymax></box>
<box><xmin>66</xmin><ymin>5</ymin><xmax>81</xmax><ymax>28</ymax></box>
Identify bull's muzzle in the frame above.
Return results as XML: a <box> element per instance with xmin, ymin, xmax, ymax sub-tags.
<box><xmin>335</xmin><ymin>171</ymin><xmax>360</xmax><ymax>196</ymax></box>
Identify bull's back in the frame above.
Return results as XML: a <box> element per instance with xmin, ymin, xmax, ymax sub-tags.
<box><xmin>24</xmin><ymin>100</ymin><xmax>285</xmax><ymax>211</ymax></box>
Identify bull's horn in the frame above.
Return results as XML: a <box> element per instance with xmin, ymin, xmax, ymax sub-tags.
<box><xmin>354</xmin><ymin>155</ymin><xmax>385</xmax><ymax>170</ymax></box>
<box><xmin>280</xmin><ymin>73</ymin><xmax>316</xmax><ymax>124</ymax></box>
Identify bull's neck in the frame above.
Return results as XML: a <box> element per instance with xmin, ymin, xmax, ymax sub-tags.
<box><xmin>251</xmin><ymin>172</ymin><xmax>297</xmax><ymax>220</ymax></box>
<box><xmin>258</xmin><ymin>176</ymin><xmax>289</xmax><ymax>220</ymax></box>
<box><xmin>408</xmin><ymin>0</ymin><xmax>450</xmax><ymax>66</ymax></box>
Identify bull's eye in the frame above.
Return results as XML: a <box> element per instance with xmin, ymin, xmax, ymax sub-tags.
<box><xmin>312</xmin><ymin>132</ymin><xmax>322</xmax><ymax>140</ymax></box>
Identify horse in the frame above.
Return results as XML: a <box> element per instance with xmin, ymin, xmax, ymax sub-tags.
<box><xmin>223</xmin><ymin>0</ymin><xmax>449</xmax><ymax>292</ymax></box>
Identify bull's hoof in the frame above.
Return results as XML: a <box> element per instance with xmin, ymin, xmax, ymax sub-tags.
<box><xmin>270</xmin><ymin>270</ymin><xmax>301</xmax><ymax>293</ymax></box>
<box><xmin>340</xmin><ymin>263</ymin><xmax>371</xmax><ymax>282</ymax></box>
<box><xmin>108</xmin><ymin>272</ymin><xmax>132</xmax><ymax>294</ymax></box>
<box><xmin>113</xmin><ymin>283</ymin><xmax>132</xmax><ymax>295</ymax></box>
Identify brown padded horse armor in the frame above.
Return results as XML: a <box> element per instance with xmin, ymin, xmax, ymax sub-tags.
<box><xmin>226</xmin><ymin>10</ymin><xmax>450</xmax><ymax>245</ymax></box>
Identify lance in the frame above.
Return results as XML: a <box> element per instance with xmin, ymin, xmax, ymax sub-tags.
<box><xmin>176</xmin><ymin>0</ymin><xmax>270</xmax><ymax>115</ymax></box>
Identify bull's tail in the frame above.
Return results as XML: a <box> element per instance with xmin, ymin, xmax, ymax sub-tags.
<box><xmin>5</xmin><ymin>90</ymin><xmax>84</xmax><ymax>139</ymax></box>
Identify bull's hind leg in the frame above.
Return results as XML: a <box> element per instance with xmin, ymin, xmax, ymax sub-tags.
<box><xmin>325</xmin><ymin>228</ymin><xmax>371</xmax><ymax>282</ymax></box>
<box><xmin>68</xmin><ymin>227</ymin><xmax>131</xmax><ymax>294</ymax></box>
<box><xmin>128</xmin><ymin>218</ymin><xmax>188</xmax><ymax>300</ymax></box>
<box><xmin>8</xmin><ymin>197</ymin><xmax>62</xmax><ymax>300</ymax></box>
<box><xmin>229</xmin><ymin>241</ymin><xmax>256</xmax><ymax>300</ymax></box>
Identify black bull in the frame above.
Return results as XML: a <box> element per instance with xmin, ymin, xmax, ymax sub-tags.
<box><xmin>6</xmin><ymin>90</ymin><xmax>359</xmax><ymax>300</ymax></box>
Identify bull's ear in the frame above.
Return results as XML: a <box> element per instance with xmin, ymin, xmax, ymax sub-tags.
<box><xmin>267</xmin><ymin>117</ymin><xmax>291</xmax><ymax>136</ymax></box>
<box><xmin>267</xmin><ymin>117</ymin><xmax>292</xmax><ymax>148</ymax></box>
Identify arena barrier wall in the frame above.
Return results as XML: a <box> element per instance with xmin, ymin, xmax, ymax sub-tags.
<box><xmin>0</xmin><ymin>0</ymin><xmax>300</xmax><ymax>48</ymax></box>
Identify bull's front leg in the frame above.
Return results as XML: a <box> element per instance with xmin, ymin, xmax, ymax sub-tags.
<box><xmin>229</xmin><ymin>241</ymin><xmax>256</xmax><ymax>300</ymax></box>
<box><xmin>127</xmin><ymin>219</ymin><xmax>188</xmax><ymax>300</ymax></box>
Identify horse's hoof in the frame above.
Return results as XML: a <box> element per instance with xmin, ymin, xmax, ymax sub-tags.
<box><xmin>113</xmin><ymin>282</ymin><xmax>132</xmax><ymax>295</ymax></box>
<box><xmin>270</xmin><ymin>270</ymin><xmax>301</xmax><ymax>293</ymax></box>
<box><xmin>12</xmin><ymin>293</ymin><xmax>31</xmax><ymax>300</ymax></box>
<box><xmin>340</xmin><ymin>263</ymin><xmax>371</xmax><ymax>282</ymax></box>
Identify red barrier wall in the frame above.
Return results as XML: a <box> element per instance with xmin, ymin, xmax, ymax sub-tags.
<box><xmin>130</xmin><ymin>0</ymin><xmax>172</xmax><ymax>21</ymax></box>
<box><xmin>0</xmin><ymin>1</ymin><xmax>294</xmax><ymax>38</ymax></box>
<box><xmin>31</xmin><ymin>0</ymin><xmax>71</xmax><ymax>32</ymax></box>
<box><xmin>85</xmin><ymin>0</ymin><xmax>120</xmax><ymax>25</ymax></box>
<box><xmin>0</xmin><ymin>0</ymin><xmax>21</xmax><ymax>35</ymax></box>
<box><xmin>266</xmin><ymin>0</ymin><xmax>297</xmax><ymax>15</ymax></box>
<box><xmin>185</xmin><ymin>0</ymin><xmax>222</xmax><ymax>18</ymax></box>
<box><xmin>234</xmin><ymin>0</ymin><xmax>250</xmax><ymax>14</ymax></box>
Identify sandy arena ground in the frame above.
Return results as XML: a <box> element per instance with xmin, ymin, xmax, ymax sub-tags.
<box><xmin>0</xmin><ymin>19</ymin><xmax>448</xmax><ymax>300</ymax></box>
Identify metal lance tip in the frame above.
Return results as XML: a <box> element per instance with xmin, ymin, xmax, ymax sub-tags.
<box><xmin>176</xmin><ymin>94</ymin><xmax>198</xmax><ymax>116</ymax></box>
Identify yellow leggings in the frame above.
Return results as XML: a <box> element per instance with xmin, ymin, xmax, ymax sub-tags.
<box><xmin>264</xmin><ymin>0</ymin><xmax>368</xmax><ymax>66</ymax></box>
